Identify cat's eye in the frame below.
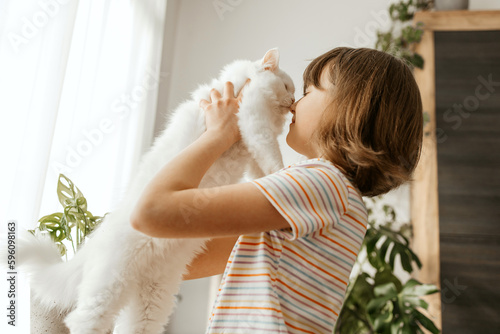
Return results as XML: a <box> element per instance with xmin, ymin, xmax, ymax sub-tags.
<box><xmin>284</xmin><ymin>84</ymin><xmax>288</xmax><ymax>90</ymax></box>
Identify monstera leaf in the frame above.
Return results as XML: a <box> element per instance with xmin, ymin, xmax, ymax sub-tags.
<box><xmin>365</xmin><ymin>205</ymin><xmax>422</xmax><ymax>274</ymax></box>
<box><xmin>31</xmin><ymin>212</ymin><xmax>68</xmax><ymax>256</ymax></box>
<box><xmin>365</xmin><ymin>279</ymin><xmax>440</xmax><ymax>334</ymax></box>
<box><xmin>29</xmin><ymin>174</ymin><xmax>106</xmax><ymax>258</ymax></box>
<box><xmin>335</xmin><ymin>197</ymin><xmax>440</xmax><ymax>334</ymax></box>
<box><xmin>57</xmin><ymin>174</ymin><xmax>87</xmax><ymax>211</ymax></box>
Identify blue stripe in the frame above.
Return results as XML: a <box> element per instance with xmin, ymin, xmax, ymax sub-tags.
<box><xmin>302</xmin><ymin>237</ymin><xmax>353</xmax><ymax>267</ymax></box>
<box><xmin>233</xmin><ymin>253</ymin><xmax>279</xmax><ymax>265</ymax></box>
<box><xmin>278</xmin><ymin>293</ymin><xmax>333</xmax><ymax>327</ymax></box>
<box><xmin>270</xmin><ymin>172</ymin><xmax>316</xmax><ymax>235</ymax></box>
<box><xmin>336</xmin><ymin>221</ymin><xmax>365</xmax><ymax>243</ymax></box>
<box><xmin>211</xmin><ymin>319</ymin><xmax>283</xmax><ymax>326</ymax></box>
<box><xmin>302</xmin><ymin>167</ymin><xmax>342</xmax><ymax>223</ymax></box>
<box><xmin>223</xmin><ymin>286</ymin><xmax>275</xmax><ymax>291</ymax></box>
<box><xmin>280</xmin><ymin>259</ymin><xmax>344</xmax><ymax>298</ymax></box>
<box><xmin>350</xmin><ymin>196</ymin><xmax>364</xmax><ymax>208</ymax></box>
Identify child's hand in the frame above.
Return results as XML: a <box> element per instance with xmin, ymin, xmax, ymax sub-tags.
<box><xmin>199</xmin><ymin>80</ymin><xmax>250</xmax><ymax>145</ymax></box>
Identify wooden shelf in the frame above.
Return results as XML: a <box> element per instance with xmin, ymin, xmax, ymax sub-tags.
<box><xmin>410</xmin><ymin>9</ymin><xmax>500</xmax><ymax>333</ymax></box>
<box><xmin>414</xmin><ymin>10</ymin><xmax>500</xmax><ymax>31</ymax></box>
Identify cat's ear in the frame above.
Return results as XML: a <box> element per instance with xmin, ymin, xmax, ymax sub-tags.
<box><xmin>261</xmin><ymin>48</ymin><xmax>280</xmax><ymax>72</ymax></box>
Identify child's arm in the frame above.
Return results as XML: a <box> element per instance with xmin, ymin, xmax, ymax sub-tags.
<box><xmin>130</xmin><ymin>128</ymin><xmax>289</xmax><ymax>238</ymax></box>
<box><xmin>130</xmin><ymin>81</ymin><xmax>290</xmax><ymax>238</ymax></box>
<box><xmin>182</xmin><ymin>236</ymin><xmax>239</xmax><ymax>280</ymax></box>
<box><xmin>131</xmin><ymin>175</ymin><xmax>289</xmax><ymax>238</ymax></box>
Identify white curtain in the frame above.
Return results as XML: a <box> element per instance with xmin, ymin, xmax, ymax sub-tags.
<box><xmin>0</xmin><ymin>1</ymin><xmax>167</xmax><ymax>331</ymax></box>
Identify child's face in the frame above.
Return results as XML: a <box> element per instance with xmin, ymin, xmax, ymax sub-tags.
<box><xmin>286</xmin><ymin>68</ymin><xmax>333</xmax><ymax>159</ymax></box>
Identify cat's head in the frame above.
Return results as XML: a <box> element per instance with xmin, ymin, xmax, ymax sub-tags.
<box><xmin>253</xmin><ymin>48</ymin><xmax>295</xmax><ymax>113</ymax></box>
<box><xmin>218</xmin><ymin>48</ymin><xmax>295</xmax><ymax>115</ymax></box>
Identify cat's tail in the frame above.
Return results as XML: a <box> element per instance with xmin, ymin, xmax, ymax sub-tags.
<box><xmin>8</xmin><ymin>229</ymin><xmax>84</xmax><ymax>313</ymax></box>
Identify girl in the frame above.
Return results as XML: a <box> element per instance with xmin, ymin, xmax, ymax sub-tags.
<box><xmin>131</xmin><ymin>47</ymin><xmax>423</xmax><ymax>333</ymax></box>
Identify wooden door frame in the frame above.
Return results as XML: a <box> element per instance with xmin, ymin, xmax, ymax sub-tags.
<box><xmin>410</xmin><ymin>10</ymin><xmax>500</xmax><ymax>331</ymax></box>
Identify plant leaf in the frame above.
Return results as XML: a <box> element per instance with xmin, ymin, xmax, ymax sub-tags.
<box><xmin>391</xmin><ymin>318</ymin><xmax>404</xmax><ymax>334</ymax></box>
<box><xmin>404</xmin><ymin>283</ymin><xmax>440</xmax><ymax>297</ymax></box>
<box><xmin>367</xmin><ymin>296</ymin><xmax>390</xmax><ymax>313</ymax></box>
<box><xmin>38</xmin><ymin>213</ymin><xmax>67</xmax><ymax>243</ymax></box>
<box><xmin>57</xmin><ymin>174</ymin><xmax>87</xmax><ymax>211</ymax></box>
<box><xmin>413</xmin><ymin>309</ymin><xmax>441</xmax><ymax>333</ymax></box>
<box><xmin>373</xmin><ymin>301</ymin><xmax>394</xmax><ymax>331</ymax></box>
<box><xmin>374</xmin><ymin>282</ymin><xmax>398</xmax><ymax>297</ymax></box>
<box><xmin>374</xmin><ymin>269</ymin><xmax>403</xmax><ymax>292</ymax></box>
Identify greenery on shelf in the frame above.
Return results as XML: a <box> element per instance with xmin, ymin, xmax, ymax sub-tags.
<box><xmin>28</xmin><ymin>174</ymin><xmax>106</xmax><ymax>259</ymax></box>
<box><xmin>334</xmin><ymin>197</ymin><xmax>441</xmax><ymax>334</ymax></box>
<box><xmin>375</xmin><ymin>0</ymin><xmax>434</xmax><ymax>69</ymax></box>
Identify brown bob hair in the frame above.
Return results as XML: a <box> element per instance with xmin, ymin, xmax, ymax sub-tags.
<box><xmin>304</xmin><ymin>47</ymin><xmax>423</xmax><ymax>197</ymax></box>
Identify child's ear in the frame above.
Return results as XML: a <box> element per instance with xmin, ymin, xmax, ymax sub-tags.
<box><xmin>261</xmin><ymin>48</ymin><xmax>280</xmax><ymax>72</ymax></box>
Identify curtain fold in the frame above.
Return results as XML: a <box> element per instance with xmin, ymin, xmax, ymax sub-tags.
<box><xmin>0</xmin><ymin>1</ymin><xmax>167</xmax><ymax>331</ymax></box>
<box><xmin>0</xmin><ymin>0</ymin><xmax>80</xmax><ymax>233</ymax></box>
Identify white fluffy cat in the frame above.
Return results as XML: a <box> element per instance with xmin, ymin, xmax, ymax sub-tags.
<box><xmin>14</xmin><ymin>48</ymin><xmax>295</xmax><ymax>334</ymax></box>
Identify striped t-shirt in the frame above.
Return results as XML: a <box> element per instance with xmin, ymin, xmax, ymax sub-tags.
<box><xmin>206</xmin><ymin>158</ymin><xmax>368</xmax><ymax>334</ymax></box>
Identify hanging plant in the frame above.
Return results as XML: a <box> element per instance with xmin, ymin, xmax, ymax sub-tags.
<box><xmin>375</xmin><ymin>0</ymin><xmax>434</xmax><ymax>69</ymax></box>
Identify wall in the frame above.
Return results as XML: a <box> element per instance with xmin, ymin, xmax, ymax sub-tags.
<box><xmin>154</xmin><ymin>0</ymin><xmax>500</xmax><ymax>333</ymax></box>
<box><xmin>469</xmin><ymin>0</ymin><xmax>500</xmax><ymax>10</ymax></box>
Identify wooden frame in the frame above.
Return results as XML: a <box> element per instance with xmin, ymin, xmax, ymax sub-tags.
<box><xmin>410</xmin><ymin>10</ymin><xmax>500</xmax><ymax>331</ymax></box>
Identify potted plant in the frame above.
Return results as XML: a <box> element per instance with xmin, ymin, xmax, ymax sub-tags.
<box><xmin>376</xmin><ymin>0</ymin><xmax>433</xmax><ymax>134</ymax></box>
<box><xmin>28</xmin><ymin>174</ymin><xmax>105</xmax><ymax>333</ymax></box>
<box><xmin>375</xmin><ymin>0</ymin><xmax>433</xmax><ymax>70</ymax></box>
<box><xmin>435</xmin><ymin>0</ymin><xmax>469</xmax><ymax>11</ymax></box>
<box><xmin>334</xmin><ymin>197</ymin><xmax>441</xmax><ymax>334</ymax></box>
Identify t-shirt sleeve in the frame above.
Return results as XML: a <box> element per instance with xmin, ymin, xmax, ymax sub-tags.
<box><xmin>251</xmin><ymin>164</ymin><xmax>349</xmax><ymax>240</ymax></box>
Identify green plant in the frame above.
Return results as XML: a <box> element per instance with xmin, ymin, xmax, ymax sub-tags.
<box><xmin>28</xmin><ymin>174</ymin><xmax>106</xmax><ymax>259</ymax></box>
<box><xmin>334</xmin><ymin>197</ymin><xmax>440</xmax><ymax>334</ymax></box>
<box><xmin>375</xmin><ymin>0</ymin><xmax>433</xmax><ymax>69</ymax></box>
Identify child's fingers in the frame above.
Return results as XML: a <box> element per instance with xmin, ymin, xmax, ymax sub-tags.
<box><xmin>223</xmin><ymin>81</ymin><xmax>235</xmax><ymax>98</ymax></box>
<box><xmin>201</xmin><ymin>79</ymin><xmax>249</xmax><ymax>110</ymax></box>
<box><xmin>237</xmin><ymin>78</ymin><xmax>251</xmax><ymax>102</ymax></box>
<box><xmin>210</xmin><ymin>88</ymin><xmax>222</xmax><ymax>101</ymax></box>
<box><xmin>199</xmin><ymin>98</ymin><xmax>210</xmax><ymax>110</ymax></box>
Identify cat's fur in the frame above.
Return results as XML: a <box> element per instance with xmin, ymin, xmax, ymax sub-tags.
<box><xmin>14</xmin><ymin>49</ymin><xmax>295</xmax><ymax>333</ymax></box>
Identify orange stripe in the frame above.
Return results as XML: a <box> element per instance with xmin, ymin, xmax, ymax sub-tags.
<box><xmin>312</xmin><ymin>168</ymin><xmax>347</xmax><ymax>213</ymax></box>
<box><xmin>288</xmin><ymin>240</ymin><xmax>347</xmax><ymax>279</ymax></box>
<box><xmin>216</xmin><ymin>306</ymin><xmax>282</xmax><ymax>313</ymax></box>
<box><xmin>283</xmin><ymin>245</ymin><xmax>347</xmax><ymax>285</ymax></box>
<box><xmin>280</xmin><ymin>273</ymin><xmax>333</xmax><ymax>306</ymax></box>
<box><xmin>319</xmin><ymin>230</ymin><xmax>357</xmax><ymax>256</ymax></box>
<box><xmin>238</xmin><ymin>241</ymin><xmax>282</xmax><ymax>252</ymax></box>
<box><xmin>253</xmin><ymin>180</ymin><xmax>299</xmax><ymax>232</ymax></box>
<box><xmin>277</xmin><ymin>278</ymin><xmax>337</xmax><ymax>315</ymax></box>
<box><xmin>227</xmin><ymin>273</ymin><xmax>277</xmax><ymax>281</ymax></box>
<box><xmin>293</xmin><ymin>172</ymin><xmax>332</xmax><ymax>229</ymax></box>
<box><xmin>282</xmin><ymin>313</ymin><xmax>325</xmax><ymax>334</ymax></box>
<box><xmin>321</xmin><ymin>228</ymin><xmax>357</xmax><ymax>250</ymax></box>
<box><xmin>285</xmin><ymin>172</ymin><xmax>326</xmax><ymax>228</ymax></box>
<box><xmin>345</xmin><ymin>213</ymin><xmax>366</xmax><ymax>229</ymax></box>
<box><xmin>240</xmin><ymin>234</ymin><xmax>281</xmax><ymax>248</ymax></box>
<box><xmin>284</xmin><ymin>321</ymin><xmax>317</xmax><ymax>334</ymax></box>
